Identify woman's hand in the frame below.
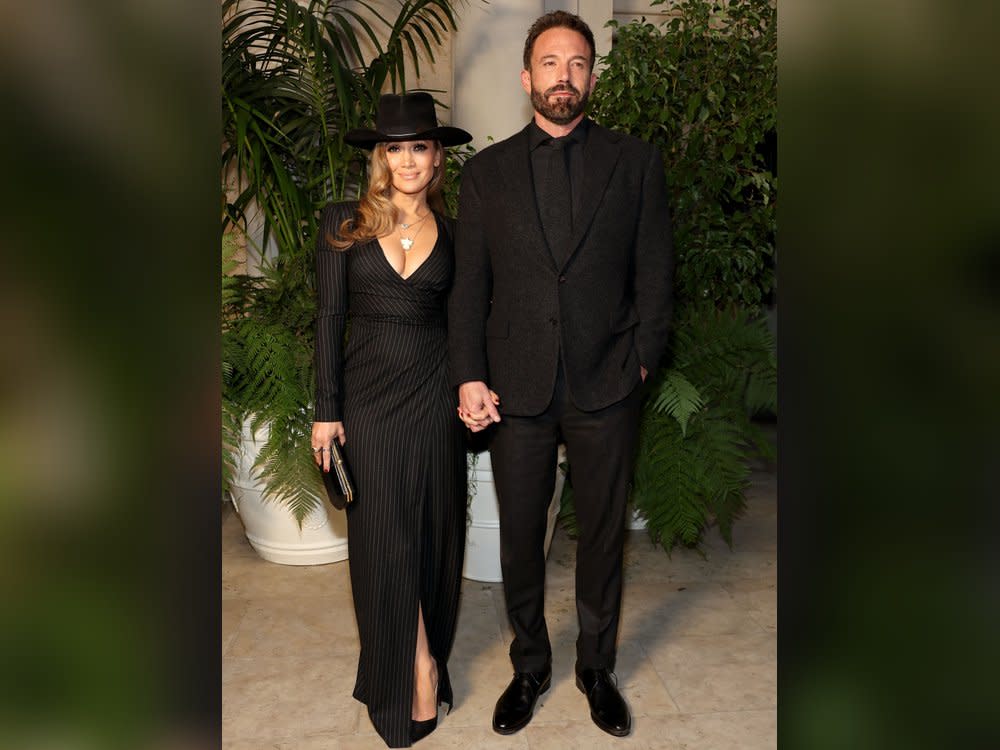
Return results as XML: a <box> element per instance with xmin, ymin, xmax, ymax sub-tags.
<box><xmin>312</xmin><ymin>421</ymin><xmax>346</xmax><ymax>472</ymax></box>
<box><xmin>457</xmin><ymin>383</ymin><xmax>501</xmax><ymax>432</ymax></box>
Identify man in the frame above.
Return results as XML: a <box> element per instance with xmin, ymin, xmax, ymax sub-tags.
<box><xmin>448</xmin><ymin>10</ymin><xmax>673</xmax><ymax>738</ymax></box>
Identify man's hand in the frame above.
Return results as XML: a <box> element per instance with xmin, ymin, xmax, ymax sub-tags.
<box><xmin>457</xmin><ymin>381</ymin><xmax>501</xmax><ymax>432</ymax></box>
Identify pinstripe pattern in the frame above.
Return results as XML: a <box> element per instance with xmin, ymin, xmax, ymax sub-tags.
<box><xmin>315</xmin><ymin>202</ymin><xmax>467</xmax><ymax>748</ymax></box>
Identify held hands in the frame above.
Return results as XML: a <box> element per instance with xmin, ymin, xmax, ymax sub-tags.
<box><xmin>455</xmin><ymin>368</ymin><xmax>642</xmax><ymax>432</ymax></box>
<box><xmin>457</xmin><ymin>381</ymin><xmax>501</xmax><ymax>432</ymax></box>
<box><xmin>311</xmin><ymin>421</ymin><xmax>346</xmax><ymax>472</ymax></box>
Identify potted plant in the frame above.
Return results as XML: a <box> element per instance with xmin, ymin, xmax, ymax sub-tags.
<box><xmin>221</xmin><ymin>0</ymin><xmax>463</xmax><ymax>562</ymax></box>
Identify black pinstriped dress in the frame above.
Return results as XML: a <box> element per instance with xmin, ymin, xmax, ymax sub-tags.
<box><xmin>314</xmin><ymin>202</ymin><xmax>466</xmax><ymax>748</ymax></box>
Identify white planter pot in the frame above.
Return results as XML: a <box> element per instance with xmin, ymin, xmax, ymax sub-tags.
<box><xmin>628</xmin><ymin>507</ymin><xmax>648</xmax><ymax>531</ymax></box>
<box><xmin>229</xmin><ymin>421</ymin><xmax>349</xmax><ymax>566</ymax></box>
<box><xmin>463</xmin><ymin>446</ymin><xmax>565</xmax><ymax>583</ymax></box>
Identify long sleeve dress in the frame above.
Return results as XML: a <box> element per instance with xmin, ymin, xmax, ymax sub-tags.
<box><xmin>314</xmin><ymin>201</ymin><xmax>467</xmax><ymax>748</ymax></box>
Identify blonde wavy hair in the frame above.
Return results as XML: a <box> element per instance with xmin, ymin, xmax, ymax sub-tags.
<box><xmin>328</xmin><ymin>141</ymin><xmax>446</xmax><ymax>250</ymax></box>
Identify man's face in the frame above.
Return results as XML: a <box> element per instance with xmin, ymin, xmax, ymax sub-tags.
<box><xmin>521</xmin><ymin>27</ymin><xmax>596</xmax><ymax>126</ymax></box>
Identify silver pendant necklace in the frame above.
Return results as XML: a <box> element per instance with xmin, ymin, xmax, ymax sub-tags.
<box><xmin>398</xmin><ymin>212</ymin><xmax>429</xmax><ymax>252</ymax></box>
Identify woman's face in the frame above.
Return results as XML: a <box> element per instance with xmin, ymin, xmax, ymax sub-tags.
<box><xmin>384</xmin><ymin>140</ymin><xmax>440</xmax><ymax>197</ymax></box>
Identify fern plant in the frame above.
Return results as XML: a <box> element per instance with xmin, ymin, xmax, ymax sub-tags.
<box><xmin>222</xmin><ymin>0</ymin><xmax>465</xmax><ymax>522</ymax></box>
<box><xmin>631</xmin><ymin>306</ymin><xmax>776</xmax><ymax>551</ymax></box>
<box><xmin>559</xmin><ymin>306</ymin><xmax>775</xmax><ymax>551</ymax></box>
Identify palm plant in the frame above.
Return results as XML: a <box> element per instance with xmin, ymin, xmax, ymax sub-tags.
<box><xmin>222</xmin><ymin>0</ymin><xmax>463</xmax><ymax>521</ymax></box>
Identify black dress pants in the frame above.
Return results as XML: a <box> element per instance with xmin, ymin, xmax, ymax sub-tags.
<box><xmin>488</xmin><ymin>364</ymin><xmax>642</xmax><ymax>674</ymax></box>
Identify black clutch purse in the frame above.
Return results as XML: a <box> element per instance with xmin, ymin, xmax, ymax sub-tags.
<box><xmin>320</xmin><ymin>441</ymin><xmax>355</xmax><ymax>510</ymax></box>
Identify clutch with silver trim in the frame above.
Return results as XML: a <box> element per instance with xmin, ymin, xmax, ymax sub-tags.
<box><xmin>320</xmin><ymin>441</ymin><xmax>355</xmax><ymax>510</ymax></box>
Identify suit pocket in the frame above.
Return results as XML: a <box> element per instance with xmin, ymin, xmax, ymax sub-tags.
<box><xmin>486</xmin><ymin>315</ymin><xmax>509</xmax><ymax>339</ymax></box>
<box><xmin>610</xmin><ymin>306</ymin><xmax>640</xmax><ymax>333</ymax></box>
<box><xmin>621</xmin><ymin>344</ymin><xmax>639</xmax><ymax>372</ymax></box>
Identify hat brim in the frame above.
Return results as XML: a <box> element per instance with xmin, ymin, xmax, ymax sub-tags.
<box><xmin>343</xmin><ymin>126</ymin><xmax>473</xmax><ymax>149</ymax></box>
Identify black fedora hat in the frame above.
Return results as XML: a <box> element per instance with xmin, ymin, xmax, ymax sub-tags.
<box><xmin>344</xmin><ymin>92</ymin><xmax>472</xmax><ymax>149</ymax></box>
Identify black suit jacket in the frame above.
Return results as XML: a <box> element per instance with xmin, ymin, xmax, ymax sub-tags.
<box><xmin>448</xmin><ymin>119</ymin><xmax>673</xmax><ymax>416</ymax></box>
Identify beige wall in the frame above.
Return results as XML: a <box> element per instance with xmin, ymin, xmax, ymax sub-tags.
<box><xmin>337</xmin><ymin>0</ymin><xmax>457</xmax><ymax>114</ymax></box>
<box><xmin>452</xmin><ymin>0</ymin><xmax>544</xmax><ymax>148</ymax></box>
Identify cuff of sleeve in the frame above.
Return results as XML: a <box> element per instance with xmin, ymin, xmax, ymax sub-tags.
<box><xmin>636</xmin><ymin>345</ymin><xmax>659</xmax><ymax>378</ymax></box>
<box><xmin>314</xmin><ymin>401</ymin><xmax>342</xmax><ymax>422</ymax></box>
<box><xmin>449</xmin><ymin>365</ymin><xmax>489</xmax><ymax>390</ymax></box>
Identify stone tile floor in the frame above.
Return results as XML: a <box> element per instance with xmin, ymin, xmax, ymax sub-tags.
<box><xmin>223</xmin><ymin>469</ymin><xmax>776</xmax><ymax>749</ymax></box>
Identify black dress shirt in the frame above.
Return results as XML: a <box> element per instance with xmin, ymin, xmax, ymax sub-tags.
<box><xmin>528</xmin><ymin>118</ymin><xmax>590</xmax><ymax>236</ymax></box>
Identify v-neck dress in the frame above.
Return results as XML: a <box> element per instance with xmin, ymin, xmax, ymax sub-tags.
<box><xmin>314</xmin><ymin>201</ymin><xmax>467</xmax><ymax>748</ymax></box>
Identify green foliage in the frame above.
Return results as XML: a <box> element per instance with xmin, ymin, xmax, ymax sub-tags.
<box><xmin>442</xmin><ymin>143</ymin><xmax>477</xmax><ymax>216</ymax></box>
<box><xmin>558</xmin><ymin>307</ymin><xmax>776</xmax><ymax>551</ymax></box>
<box><xmin>559</xmin><ymin>0</ymin><xmax>777</xmax><ymax>552</ymax></box>
<box><xmin>649</xmin><ymin>370</ymin><xmax>703</xmax><ymax>437</ymax></box>
<box><xmin>630</xmin><ymin>306</ymin><xmax>776</xmax><ymax>551</ymax></box>
<box><xmin>670</xmin><ymin>303</ymin><xmax>777</xmax><ymax>450</ymax></box>
<box><xmin>221</xmin><ymin>234</ymin><xmax>242</xmax><ymax>491</ymax></box>
<box><xmin>633</xmin><ymin>404</ymin><xmax>748</xmax><ymax>549</ymax></box>
<box><xmin>222</xmin><ymin>266</ymin><xmax>323</xmax><ymax>512</ymax></box>
<box><xmin>589</xmin><ymin>0</ymin><xmax>776</xmax><ymax>312</ymax></box>
<box><xmin>555</xmin><ymin>459</ymin><xmax>577</xmax><ymax>536</ymax></box>
<box><xmin>222</xmin><ymin>0</ymin><xmax>464</xmax><ymax>522</ymax></box>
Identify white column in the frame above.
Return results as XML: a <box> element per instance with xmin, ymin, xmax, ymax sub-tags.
<box><xmin>544</xmin><ymin>0</ymin><xmax>614</xmax><ymax>66</ymax></box>
<box><xmin>575</xmin><ymin>0</ymin><xmax>614</xmax><ymax>63</ymax></box>
<box><xmin>452</xmin><ymin>0</ymin><xmax>545</xmax><ymax>150</ymax></box>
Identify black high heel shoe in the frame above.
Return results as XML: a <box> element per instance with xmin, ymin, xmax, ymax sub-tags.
<box><xmin>410</xmin><ymin>714</ymin><xmax>437</xmax><ymax>743</ymax></box>
<box><xmin>411</xmin><ymin>656</ymin><xmax>440</xmax><ymax>743</ymax></box>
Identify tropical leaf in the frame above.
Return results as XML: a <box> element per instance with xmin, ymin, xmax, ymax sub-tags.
<box><xmin>648</xmin><ymin>369</ymin><xmax>704</xmax><ymax>436</ymax></box>
<box><xmin>631</xmin><ymin>403</ymin><xmax>750</xmax><ymax>552</ymax></box>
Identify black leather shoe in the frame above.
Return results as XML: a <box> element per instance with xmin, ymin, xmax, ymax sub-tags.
<box><xmin>492</xmin><ymin>668</ymin><xmax>552</xmax><ymax>735</ymax></box>
<box><xmin>410</xmin><ymin>714</ymin><xmax>437</xmax><ymax>743</ymax></box>
<box><xmin>576</xmin><ymin>668</ymin><xmax>631</xmax><ymax>737</ymax></box>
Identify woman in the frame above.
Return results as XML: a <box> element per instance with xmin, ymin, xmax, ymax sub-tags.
<box><xmin>311</xmin><ymin>92</ymin><xmax>472</xmax><ymax>748</ymax></box>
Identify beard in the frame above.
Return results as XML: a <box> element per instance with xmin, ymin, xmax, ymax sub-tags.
<box><xmin>530</xmin><ymin>82</ymin><xmax>590</xmax><ymax>125</ymax></box>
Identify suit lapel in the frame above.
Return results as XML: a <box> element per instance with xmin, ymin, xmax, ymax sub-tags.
<box><xmin>562</xmin><ymin>123</ymin><xmax>621</xmax><ymax>270</ymax></box>
<box><xmin>497</xmin><ymin>125</ymin><xmax>558</xmax><ymax>271</ymax></box>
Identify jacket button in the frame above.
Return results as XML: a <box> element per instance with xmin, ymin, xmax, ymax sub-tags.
<box><xmin>558</xmin><ymin>275</ymin><xmax>567</xmax><ymax>283</ymax></box>
<box><xmin>548</xmin><ymin>317</ymin><xmax>558</xmax><ymax>326</ymax></box>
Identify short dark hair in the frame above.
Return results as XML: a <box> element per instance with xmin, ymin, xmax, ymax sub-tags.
<box><xmin>522</xmin><ymin>11</ymin><xmax>596</xmax><ymax>72</ymax></box>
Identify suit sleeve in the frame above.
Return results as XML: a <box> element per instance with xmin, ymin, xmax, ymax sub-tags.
<box><xmin>634</xmin><ymin>145</ymin><xmax>674</xmax><ymax>373</ymax></box>
<box><xmin>314</xmin><ymin>204</ymin><xmax>348</xmax><ymax>421</ymax></box>
<box><xmin>447</xmin><ymin>159</ymin><xmax>493</xmax><ymax>387</ymax></box>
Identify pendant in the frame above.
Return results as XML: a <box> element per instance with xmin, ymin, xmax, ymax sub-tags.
<box><xmin>400</xmin><ymin>237</ymin><xmax>414</xmax><ymax>251</ymax></box>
